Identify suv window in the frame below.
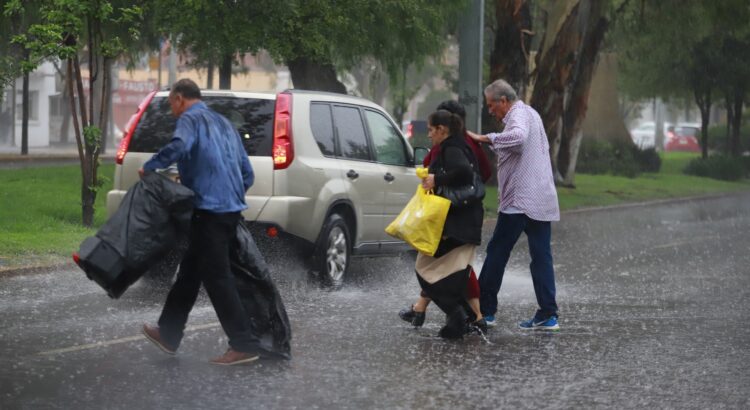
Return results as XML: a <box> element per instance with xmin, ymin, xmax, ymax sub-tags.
<box><xmin>365</xmin><ymin>109</ymin><xmax>408</xmax><ymax>166</ymax></box>
<box><xmin>310</xmin><ymin>103</ymin><xmax>336</xmax><ymax>156</ymax></box>
<box><xmin>129</xmin><ymin>96</ymin><xmax>275</xmax><ymax>156</ymax></box>
<box><xmin>333</xmin><ymin>105</ymin><xmax>371</xmax><ymax>161</ymax></box>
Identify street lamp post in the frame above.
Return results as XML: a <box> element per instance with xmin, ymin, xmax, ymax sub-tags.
<box><xmin>458</xmin><ymin>0</ymin><xmax>484</xmax><ymax>133</ymax></box>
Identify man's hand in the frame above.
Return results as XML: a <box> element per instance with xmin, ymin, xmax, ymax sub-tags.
<box><xmin>467</xmin><ymin>130</ymin><xmax>490</xmax><ymax>144</ymax></box>
<box><xmin>138</xmin><ymin>168</ymin><xmax>145</xmax><ymax>179</ymax></box>
<box><xmin>421</xmin><ymin>174</ymin><xmax>435</xmax><ymax>191</ymax></box>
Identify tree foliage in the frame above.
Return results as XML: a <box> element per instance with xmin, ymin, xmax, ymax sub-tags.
<box><xmin>150</xmin><ymin>0</ymin><xmax>465</xmax><ymax>95</ymax></box>
<box><xmin>615</xmin><ymin>0</ymin><xmax>750</xmax><ymax>157</ymax></box>
<box><xmin>11</xmin><ymin>0</ymin><xmax>142</xmax><ymax>226</ymax></box>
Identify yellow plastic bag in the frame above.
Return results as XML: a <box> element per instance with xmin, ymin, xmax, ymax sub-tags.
<box><xmin>385</xmin><ymin>185</ymin><xmax>451</xmax><ymax>256</ymax></box>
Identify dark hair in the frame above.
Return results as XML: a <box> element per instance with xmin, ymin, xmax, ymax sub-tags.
<box><xmin>170</xmin><ymin>78</ymin><xmax>201</xmax><ymax>100</ymax></box>
<box><xmin>428</xmin><ymin>109</ymin><xmax>463</xmax><ymax>138</ymax></box>
<box><xmin>436</xmin><ymin>100</ymin><xmax>466</xmax><ymax>121</ymax></box>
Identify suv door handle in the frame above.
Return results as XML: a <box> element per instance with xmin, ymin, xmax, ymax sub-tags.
<box><xmin>346</xmin><ymin>169</ymin><xmax>359</xmax><ymax>179</ymax></box>
<box><xmin>383</xmin><ymin>172</ymin><xmax>395</xmax><ymax>182</ymax></box>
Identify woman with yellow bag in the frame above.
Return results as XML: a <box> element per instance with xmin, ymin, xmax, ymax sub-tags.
<box><xmin>410</xmin><ymin>109</ymin><xmax>486</xmax><ymax>339</ymax></box>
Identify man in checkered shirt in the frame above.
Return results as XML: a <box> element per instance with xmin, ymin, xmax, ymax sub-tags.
<box><xmin>467</xmin><ymin>79</ymin><xmax>561</xmax><ymax>331</ymax></box>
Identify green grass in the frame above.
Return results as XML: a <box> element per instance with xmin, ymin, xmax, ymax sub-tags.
<box><xmin>483</xmin><ymin>152</ymin><xmax>750</xmax><ymax>214</ymax></box>
<box><xmin>658</xmin><ymin>151</ymin><xmax>702</xmax><ymax>175</ymax></box>
<box><xmin>0</xmin><ymin>164</ymin><xmax>114</xmax><ymax>268</ymax></box>
<box><xmin>2</xmin><ymin>153</ymin><xmax>749</xmax><ymax>268</ymax></box>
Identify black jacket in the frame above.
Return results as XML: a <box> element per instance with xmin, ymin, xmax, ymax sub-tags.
<box><xmin>428</xmin><ymin>134</ymin><xmax>484</xmax><ymax>251</ymax></box>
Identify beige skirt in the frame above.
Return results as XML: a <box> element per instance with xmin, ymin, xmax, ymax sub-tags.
<box><xmin>415</xmin><ymin>244</ymin><xmax>476</xmax><ymax>285</ymax></box>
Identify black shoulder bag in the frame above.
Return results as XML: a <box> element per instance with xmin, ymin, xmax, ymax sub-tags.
<box><xmin>436</xmin><ymin>145</ymin><xmax>485</xmax><ymax>208</ymax></box>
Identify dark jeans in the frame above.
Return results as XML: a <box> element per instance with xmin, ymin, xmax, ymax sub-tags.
<box><xmin>158</xmin><ymin>210</ymin><xmax>259</xmax><ymax>352</ymax></box>
<box><xmin>478</xmin><ymin>212</ymin><xmax>558</xmax><ymax>320</ymax></box>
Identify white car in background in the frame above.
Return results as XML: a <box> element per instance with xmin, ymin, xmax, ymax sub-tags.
<box><xmin>630</xmin><ymin>122</ymin><xmax>669</xmax><ymax>149</ymax></box>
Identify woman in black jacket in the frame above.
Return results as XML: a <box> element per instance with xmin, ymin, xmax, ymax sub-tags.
<box><xmin>414</xmin><ymin>109</ymin><xmax>485</xmax><ymax>338</ymax></box>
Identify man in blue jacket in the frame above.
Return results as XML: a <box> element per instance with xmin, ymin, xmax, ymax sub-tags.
<box><xmin>139</xmin><ymin>78</ymin><xmax>259</xmax><ymax>365</ymax></box>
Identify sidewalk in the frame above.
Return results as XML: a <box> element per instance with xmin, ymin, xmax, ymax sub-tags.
<box><xmin>0</xmin><ymin>143</ymin><xmax>115</xmax><ymax>167</ymax></box>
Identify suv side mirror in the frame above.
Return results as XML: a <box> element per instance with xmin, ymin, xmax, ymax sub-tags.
<box><xmin>413</xmin><ymin>147</ymin><xmax>429</xmax><ymax>166</ymax></box>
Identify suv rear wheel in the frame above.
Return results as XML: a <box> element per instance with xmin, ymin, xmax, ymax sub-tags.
<box><xmin>313</xmin><ymin>213</ymin><xmax>351</xmax><ymax>288</ymax></box>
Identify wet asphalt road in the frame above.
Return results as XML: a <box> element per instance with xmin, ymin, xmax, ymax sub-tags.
<box><xmin>1</xmin><ymin>193</ymin><xmax>749</xmax><ymax>409</ymax></box>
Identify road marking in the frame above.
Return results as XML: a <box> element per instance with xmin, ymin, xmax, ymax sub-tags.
<box><xmin>37</xmin><ymin>322</ymin><xmax>220</xmax><ymax>356</ymax></box>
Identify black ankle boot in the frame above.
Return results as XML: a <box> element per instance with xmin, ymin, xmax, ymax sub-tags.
<box><xmin>439</xmin><ymin>307</ymin><xmax>468</xmax><ymax>339</ymax></box>
<box><xmin>398</xmin><ymin>306</ymin><xmax>426</xmax><ymax>327</ymax></box>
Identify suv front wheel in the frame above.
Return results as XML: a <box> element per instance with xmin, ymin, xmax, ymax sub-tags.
<box><xmin>313</xmin><ymin>213</ymin><xmax>351</xmax><ymax>288</ymax></box>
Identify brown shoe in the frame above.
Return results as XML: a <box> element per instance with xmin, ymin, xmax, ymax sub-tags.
<box><xmin>209</xmin><ymin>348</ymin><xmax>260</xmax><ymax>366</ymax></box>
<box><xmin>142</xmin><ymin>324</ymin><xmax>176</xmax><ymax>355</ymax></box>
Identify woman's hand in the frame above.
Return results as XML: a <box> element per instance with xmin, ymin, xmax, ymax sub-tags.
<box><xmin>421</xmin><ymin>174</ymin><xmax>436</xmax><ymax>191</ymax></box>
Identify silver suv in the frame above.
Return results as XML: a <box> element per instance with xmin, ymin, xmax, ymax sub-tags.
<box><xmin>108</xmin><ymin>89</ymin><xmax>419</xmax><ymax>285</ymax></box>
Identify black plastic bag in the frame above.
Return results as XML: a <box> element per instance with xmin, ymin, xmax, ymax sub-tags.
<box><xmin>75</xmin><ymin>172</ymin><xmax>194</xmax><ymax>298</ymax></box>
<box><xmin>231</xmin><ymin>223</ymin><xmax>292</xmax><ymax>359</ymax></box>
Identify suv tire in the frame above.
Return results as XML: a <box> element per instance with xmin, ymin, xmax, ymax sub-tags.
<box><xmin>313</xmin><ymin>213</ymin><xmax>351</xmax><ymax>288</ymax></box>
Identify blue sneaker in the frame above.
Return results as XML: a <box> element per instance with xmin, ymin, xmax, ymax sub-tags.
<box><xmin>483</xmin><ymin>315</ymin><xmax>496</xmax><ymax>327</ymax></box>
<box><xmin>519</xmin><ymin>316</ymin><xmax>559</xmax><ymax>330</ymax></box>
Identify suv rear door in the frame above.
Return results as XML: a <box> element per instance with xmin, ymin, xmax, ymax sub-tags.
<box><xmin>120</xmin><ymin>94</ymin><xmax>275</xmax><ymax>220</ymax></box>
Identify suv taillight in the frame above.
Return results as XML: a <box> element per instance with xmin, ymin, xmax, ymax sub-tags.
<box><xmin>272</xmin><ymin>92</ymin><xmax>294</xmax><ymax>170</ymax></box>
<box><xmin>116</xmin><ymin>90</ymin><xmax>157</xmax><ymax>164</ymax></box>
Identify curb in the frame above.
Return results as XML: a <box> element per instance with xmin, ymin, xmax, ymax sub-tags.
<box><xmin>560</xmin><ymin>190</ymin><xmax>750</xmax><ymax>215</ymax></box>
<box><xmin>0</xmin><ymin>261</ymin><xmax>75</xmax><ymax>279</ymax></box>
<box><xmin>0</xmin><ymin>154</ymin><xmax>115</xmax><ymax>162</ymax></box>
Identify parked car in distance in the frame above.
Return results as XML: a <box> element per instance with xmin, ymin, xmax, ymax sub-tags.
<box><xmin>665</xmin><ymin>124</ymin><xmax>701</xmax><ymax>152</ymax></box>
<box><xmin>109</xmin><ymin>89</ymin><xmax>420</xmax><ymax>287</ymax></box>
<box><xmin>630</xmin><ymin>121</ymin><xmax>667</xmax><ymax>149</ymax></box>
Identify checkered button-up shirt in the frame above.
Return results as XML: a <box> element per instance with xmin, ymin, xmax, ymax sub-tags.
<box><xmin>487</xmin><ymin>101</ymin><xmax>560</xmax><ymax>222</ymax></box>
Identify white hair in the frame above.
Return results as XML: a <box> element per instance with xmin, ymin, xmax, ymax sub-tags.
<box><xmin>484</xmin><ymin>79</ymin><xmax>518</xmax><ymax>102</ymax></box>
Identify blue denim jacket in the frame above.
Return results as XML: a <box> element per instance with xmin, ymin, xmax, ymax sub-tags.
<box><xmin>143</xmin><ymin>101</ymin><xmax>254</xmax><ymax>213</ymax></box>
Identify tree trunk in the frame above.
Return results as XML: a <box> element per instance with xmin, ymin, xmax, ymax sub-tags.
<box><xmin>219</xmin><ymin>53</ymin><xmax>232</xmax><ymax>90</ymax></box>
<box><xmin>102</xmin><ymin>62</ymin><xmax>113</xmax><ymax>153</ymax></box>
<box><xmin>287</xmin><ymin>56</ymin><xmax>347</xmax><ymax>94</ymax></box>
<box><xmin>530</xmin><ymin>1</ymin><xmax>581</xmax><ymax>171</ymax></box>
<box><xmin>349</xmin><ymin>59</ymin><xmax>388</xmax><ymax>107</ymax></box>
<box><xmin>729</xmin><ymin>90</ymin><xmax>744</xmax><ymax>156</ymax></box>
<box><xmin>96</xmin><ymin>58</ymin><xmax>111</xmax><ymax>159</ymax></box>
<box><xmin>582</xmin><ymin>53</ymin><xmax>633</xmax><ymax>145</ymax></box>
<box><xmin>90</xmin><ymin>52</ymin><xmax>108</xmax><ymax>154</ymax></box>
<box><xmin>391</xmin><ymin>65</ymin><xmax>409</xmax><ymax>126</ymax></box>
<box><xmin>21</xmin><ymin>69</ymin><xmax>29</xmax><ymax>155</ymax></box>
<box><xmin>489</xmin><ymin>0</ymin><xmax>533</xmax><ymax>97</ymax></box>
<box><xmin>73</xmin><ymin>53</ymin><xmax>95</xmax><ymax>227</ymax></box>
<box><xmin>558</xmin><ymin>1</ymin><xmax>608</xmax><ymax>186</ymax></box>
<box><xmin>207</xmin><ymin>61</ymin><xmax>214</xmax><ymax>89</ymax></box>
<box><xmin>694</xmin><ymin>88</ymin><xmax>711</xmax><ymax>160</ymax></box>
<box><xmin>60</xmin><ymin>83</ymin><xmax>71</xmax><ymax>143</ymax></box>
<box><xmin>725</xmin><ymin>94</ymin><xmax>733</xmax><ymax>154</ymax></box>
<box><xmin>483</xmin><ymin>0</ymin><xmax>534</xmax><ymax>132</ymax></box>
<box><xmin>67</xmin><ymin>59</ymin><xmax>84</xmax><ymax>167</ymax></box>
<box><xmin>11</xmin><ymin>80</ymin><xmax>17</xmax><ymax>147</ymax></box>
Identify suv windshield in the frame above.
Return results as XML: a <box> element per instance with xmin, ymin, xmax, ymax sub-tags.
<box><xmin>129</xmin><ymin>96</ymin><xmax>275</xmax><ymax>156</ymax></box>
